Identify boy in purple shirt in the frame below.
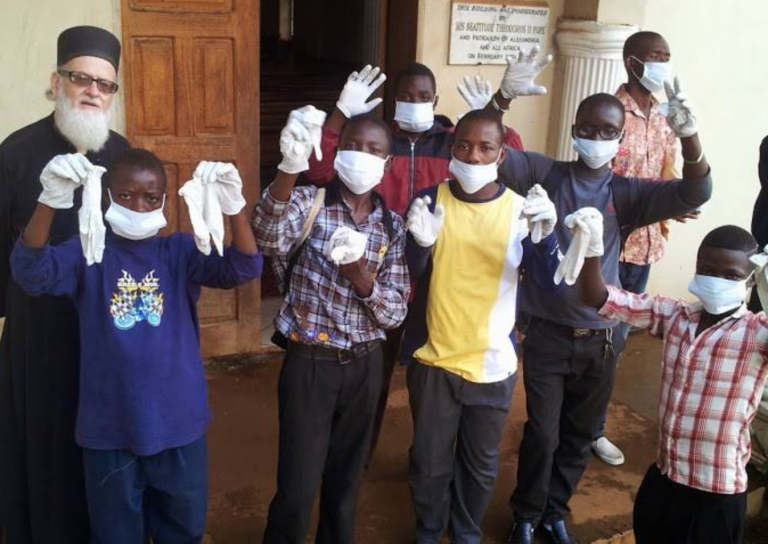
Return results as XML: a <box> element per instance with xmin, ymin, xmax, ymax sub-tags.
<box><xmin>11</xmin><ymin>148</ymin><xmax>262</xmax><ymax>544</ymax></box>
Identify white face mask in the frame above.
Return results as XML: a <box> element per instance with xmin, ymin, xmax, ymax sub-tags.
<box><xmin>688</xmin><ymin>273</ymin><xmax>751</xmax><ymax>315</ymax></box>
<box><xmin>105</xmin><ymin>191</ymin><xmax>167</xmax><ymax>240</ymax></box>
<box><xmin>448</xmin><ymin>150</ymin><xmax>502</xmax><ymax>195</ymax></box>
<box><xmin>572</xmin><ymin>136</ymin><xmax>622</xmax><ymax>169</ymax></box>
<box><xmin>394</xmin><ymin>101</ymin><xmax>435</xmax><ymax>133</ymax></box>
<box><xmin>631</xmin><ymin>57</ymin><xmax>672</xmax><ymax>93</ymax></box>
<box><xmin>334</xmin><ymin>150</ymin><xmax>388</xmax><ymax>195</ymax></box>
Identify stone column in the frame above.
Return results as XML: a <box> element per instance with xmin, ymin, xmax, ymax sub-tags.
<box><xmin>547</xmin><ymin>19</ymin><xmax>638</xmax><ymax>160</ymax></box>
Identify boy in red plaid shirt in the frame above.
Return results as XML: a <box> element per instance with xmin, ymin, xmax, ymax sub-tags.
<box><xmin>577</xmin><ymin>218</ymin><xmax>768</xmax><ymax>544</ymax></box>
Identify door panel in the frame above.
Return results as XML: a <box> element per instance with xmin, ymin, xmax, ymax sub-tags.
<box><xmin>121</xmin><ymin>0</ymin><xmax>261</xmax><ymax>356</ymax></box>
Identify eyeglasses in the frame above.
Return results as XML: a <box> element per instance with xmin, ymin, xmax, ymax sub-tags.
<box><xmin>57</xmin><ymin>70</ymin><xmax>119</xmax><ymax>94</ymax></box>
<box><xmin>572</xmin><ymin>124</ymin><xmax>622</xmax><ymax>141</ymax></box>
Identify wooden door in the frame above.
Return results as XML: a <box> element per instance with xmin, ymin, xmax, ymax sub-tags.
<box><xmin>121</xmin><ymin>0</ymin><xmax>261</xmax><ymax>357</ymax></box>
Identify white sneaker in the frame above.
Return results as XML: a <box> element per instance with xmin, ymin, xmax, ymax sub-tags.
<box><xmin>592</xmin><ymin>436</ymin><xmax>625</xmax><ymax>466</ymax></box>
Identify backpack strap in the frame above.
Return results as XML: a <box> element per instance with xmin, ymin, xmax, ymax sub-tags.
<box><xmin>282</xmin><ymin>188</ymin><xmax>325</xmax><ymax>294</ymax></box>
<box><xmin>609</xmin><ymin>174</ymin><xmax>633</xmax><ymax>252</ymax></box>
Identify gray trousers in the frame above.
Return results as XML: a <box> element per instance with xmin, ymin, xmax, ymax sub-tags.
<box><xmin>407</xmin><ymin>362</ymin><xmax>516</xmax><ymax>544</ymax></box>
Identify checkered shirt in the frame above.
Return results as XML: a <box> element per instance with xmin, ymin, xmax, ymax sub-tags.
<box><xmin>252</xmin><ymin>184</ymin><xmax>410</xmax><ymax>349</ymax></box>
<box><xmin>600</xmin><ymin>285</ymin><xmax>768</xmax><ymax>494</ymax></box>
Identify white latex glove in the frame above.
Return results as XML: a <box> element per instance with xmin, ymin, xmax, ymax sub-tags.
<box><xmin>554</xmin><ymin>207</ymin><xmax>604</xmax><ymax>286</ymax></box>
<box><xmin>196</xmin><ymin>161</ymin><xmax>246</xmax><ymax>215</ymax></box>
<box><xmin>406</xmin><ymin>196</ymin><xmax>445</xmax><ymax>248</ymax></box>
<box><xmin>178</xmin><ymin>161</ymin><xmax>244</xmax><ymax>256</ymax></box>
<box><xmin>78</xmin><ymin>165</ymin><xmax>107</xmax><ymax>265</ymax></box>
<box><xmin>499</xmin><ymin>45</ymin><xmax>553</xmax><ymax>100</ymax></box>
<box><xmin>663</xmin><ymin>76</ymin><xmax>698</xmax><ymax>138</ymax></box>
<box><xmin>750</xmin><ymin>245</ymin><xmax>768</xmax><ymax>311</ymax></box>
<box><xmin>278</xmin><ymin>106</ymin><xmax>327</xmax><ymax>174</ymax></box>
<box><xmin>457</xmin><ymin>75</ymin><xmax>493</xmax><ymax>112</ymax></box>
<box><xmin>520</xmin><ymin>184</ymin><xmax>557</xmax><ymax>244</ymax></box>
<box><xmin>38</xmin><ymin>153</ymin><xmax>93</xmax><ymax>209</ymax></box>
<box><xmin>324</xmin><ymin>226</ymin><xmax>369</xmax><ymax>265</ymax></box>
<box><xmin>336</xmin><ymin>65</ymin><xmax>387</xmax><ymax>118</ymax></box>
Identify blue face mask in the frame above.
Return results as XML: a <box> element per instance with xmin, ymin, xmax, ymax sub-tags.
<box><xmin>631</xmin><ymin>57</ymin><xmax>672</xmax><ymax>93</ymax></box>
<box><xmin>104</xmin><ymin>190</ymin><xmax>167</xmax><ymax>240</ymax></box>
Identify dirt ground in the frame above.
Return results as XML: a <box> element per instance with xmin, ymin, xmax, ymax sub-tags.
<box><xmin>203</xmin><ymin>345</ymin><xmax>661</xmax><ymax>544</ymax></box>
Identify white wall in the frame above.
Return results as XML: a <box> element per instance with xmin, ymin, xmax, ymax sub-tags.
<box><xmin>0</xmin><ymin>0</ymin><xmax>124</xmax><ymax>142</ymax></box>
<box><xmin>415</xmin><ymin>0</ymin><xmax>566</xmax><ymax>154</ymax></box>
<box><xmin>641</xmin><ymin>0</ymin><xmax>768</xmax><ymax>298</ymax></box>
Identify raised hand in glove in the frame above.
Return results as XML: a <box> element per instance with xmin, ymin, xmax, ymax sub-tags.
<box><xmin>554</xmin><ymin>207</ymin><xmax>604</xmax><ymax>286</ymax></box>
<box><xmin>278</xmin><ymin>105</ymin><xmax>327</xmax><ymax>174</ymax></box>
<box><xmin>38</xmin><ymin>153</ymin><xmax>93</xmax><ymax>209</ymax></box>
<box><xmin>663</xmin><ymin>76</ymin><xmax>698</xmax><ymax>138</ymax></box>
<box><xmin>406</xmin><ymin>195</ymin><xmax>445</xmax><ymax>248</ymax></box>
<box><xmin>521</xmin><ymin>184</ymin><xmax>557</xmax><ymax>244</ymax></box>
<box><xmin>195</xmin><ymin>161</ymin><xmax>246</xmax><ymax>215</ymax></box>
<box><xmin>458</xmin><ymin>75</ymin><xmax>494</xmax><ymax>112</ymax></box>
<box><xmin>336</xmin><ymin>65</ymin><xmax>387</xmax><ymax>118</ymax></box>
<box><xmin>500</xmin><ymin>45</ymin><xmax>553</xmax><ymax>100</ymax></box>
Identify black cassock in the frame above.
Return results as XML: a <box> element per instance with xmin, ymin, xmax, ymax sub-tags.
<box><xmin>0</xmin><ymin>114</ymin><xmax>128</xmax><ymax>543</ymax></box>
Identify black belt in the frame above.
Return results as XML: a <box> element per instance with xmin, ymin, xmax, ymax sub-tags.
<box><xmin>530</xmin><ymin>316</ymin><xmax>613</xmax><ymax>339</ymax></box>
<box><xmin>287</xmin><ymin>339</ymin><xmax>381</xmax><ymax>364</ymax></box>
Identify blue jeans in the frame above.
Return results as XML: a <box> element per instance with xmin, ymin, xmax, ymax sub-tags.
<box><xmin>595</xmin><ymin>262</ymin><xmax>651</xmax><ymax>439</ymax></box>
<box><xmin>82</xmin><ymin>435</ymin><xmax>208</xmax><ymax>544</ymax></box>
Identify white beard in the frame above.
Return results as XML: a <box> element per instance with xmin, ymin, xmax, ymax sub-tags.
<box><xmin>54</xmin><ymin>93</ymin><xmax>112</xmax><ymax>153</ymax></box>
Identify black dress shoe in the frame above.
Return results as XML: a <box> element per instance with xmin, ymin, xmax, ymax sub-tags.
<box><xmin>507</xmin><ymin>522</ymin><xmax>535</xmax><ymax>544</ymax></box>
<box><xmin>542</xmin><ymin>520</ymin><xmax>580</xmax><ymax>544</ymax></box>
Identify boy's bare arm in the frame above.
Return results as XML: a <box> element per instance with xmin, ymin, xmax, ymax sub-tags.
<box><xmin>22</xmin><ymin>204</ymin><xmax>56</xmax><ymax>248</ymax></box>
<box><xmin>229</xmin><ymin>208</ymin><xmax>258</xmax><ymax>254</ymax></box>
<box><xmin>578</xmin><ymin>257</ymin><xmax>609</xmax><ymax>309</ymax></box>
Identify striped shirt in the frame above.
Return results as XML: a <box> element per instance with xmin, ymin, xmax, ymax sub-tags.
<box><xmin>252</xmin><ymin>183</ymin><xmax>410</xmax><ymax>349</ymax></box>
<box><xmin>600</xmin><ymin>285</ymin><xmax>768</xmax><ymax>494</ymax></box>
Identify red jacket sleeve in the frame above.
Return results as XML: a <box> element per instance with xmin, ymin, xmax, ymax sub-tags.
<box><xmin>503</xmin><ymin>126</ymin><xmax>524</xmax><ymax>151</ymax></box>
<box><xmin>305</xmin><ymin>125</ymin><xmax>340</xmax><ymax>186</ymax></box>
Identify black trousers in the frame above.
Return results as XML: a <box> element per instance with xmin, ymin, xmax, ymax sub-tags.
<box><xmin>408</xmin><ymin>363</ymin><xmax>515</xmax><ymax>544</ymax></box>
<box><xmin>367</xmin><ymin>325</ymin><xmax>404</xmax><ymax>465</ymax></box>
<box><xmin>262</xmin><ymin>341</ymin><xmax>384</xmax><ymax>544</ymax></box>
<box><xmin>510</xmin><ymin>316</ymin><xmax>621</xmax><ymax>525</ymax></box>
<box><xmin>634</xmin><ymin>464</ymin><xmax>746</xmax><ymax>544</ymax></box>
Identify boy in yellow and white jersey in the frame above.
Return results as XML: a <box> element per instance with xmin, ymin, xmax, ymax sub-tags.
<box><xmin>401</xmin><ymin>110</ymin><xmax>561</xmax><ymax>544</ymax></box>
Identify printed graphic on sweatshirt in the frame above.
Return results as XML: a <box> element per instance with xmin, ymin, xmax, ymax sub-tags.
<box><xmin>109</xmin><ymin>270</ymin><xmax>164</xmax><ymax>330</ymax></box>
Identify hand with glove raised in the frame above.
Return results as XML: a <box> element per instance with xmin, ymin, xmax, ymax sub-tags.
<box><xmin>180</xmin><ymin>161</ymin><xmax>248</xmax><ymax>256</ymax></box>
<box><xmin>521</xmin><ymin>184</ymin><xmax>557</xmax><ymax>244</ymax></box>
<box><xmin>406</xmin><ymin>195</ymin><xmax>445</xmax><ymax>248</ymax></box>
<box><xmin>458</xmin><ymin>75</ymin><xmax>494</xmax><ymax>112</ymax></box>
<box><xmin>195</xmin><ymin>161</ymin><xmax>246</xmax><ymax>215</ymax></box>
<box><xmin>38</xmin><ymin>153</ymin><xmax>94</xmax><ymax>209</ymax></box>
<box><xmin>663</xmin><ymin>76</ymin><xmax>698</xmax><ymax>138</ymax></box>
<box><xmin>278</xmin><ymin>105</ymin><xmax>327</xmax><ymax>174</ymax></box>
<box><xmin>554</xmin><ymin>207</ymin><xmax>604</xmax><ymax>286</ymax></box>
<box><xmin>499</xmin><ymin>45</ymin><xmax>553</xmax><ymax>100</ymax></box>
<box><xmin>336</xmin><ymin>65</ymin><xmax>387</xmax><ymax>118</ymax></box>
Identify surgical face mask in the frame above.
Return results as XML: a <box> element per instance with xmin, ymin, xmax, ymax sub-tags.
<box><xmin>448</xmin><ymin>150</ymin><xmax>502</xmax><ymax>195</ymax></box>
<box><xmin>631</xmin><ymin>57</ymin><xmax>672</xmax><ymax>93</ymax></box>
<box><xmin>104</xmin><ymin>191</ymin><xmax>167</xmax><ymax>240</ymax></box>
<box><xmin>394</xmin><ymin>101</ymin><xmax>435</xmax><ymax>133</ymax></box>
<box><xmin>572</xmin><ymin>136</ymin><xmax>621</xmax><ymax>169</ymax></box>
<box><xmin>334</xmin><ymin>150</ymin><xmax>388</xmax><ymax>195</ymax></box>
<box><xmin>688</xmin><ymin>273</ymin><xmax>751</xmax><ymax>315</ymax></box>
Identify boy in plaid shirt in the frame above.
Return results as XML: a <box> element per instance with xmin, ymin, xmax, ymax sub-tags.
<box><xmin>577</xmin><ymin>218</ymin><xmax>768</xmax><ymax>544</ymax></box>
<box><xmin>252</xmin><ymin>110</ymin><xmax>409</xmax><ymax>544</ymax></box>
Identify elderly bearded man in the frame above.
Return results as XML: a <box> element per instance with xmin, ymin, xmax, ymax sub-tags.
<box><xmin>0</xmin><ymin>26</ymin><xmax>129</xmax><ymax>543</ymax></box>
